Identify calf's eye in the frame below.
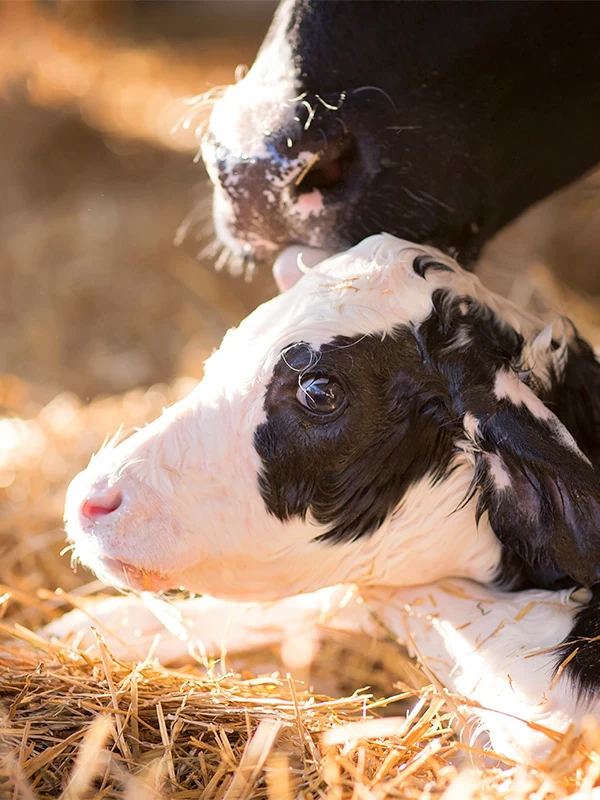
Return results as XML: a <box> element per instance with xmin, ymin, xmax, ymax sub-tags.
<box><xmin>296</xmin><ymin>375</ymin><xmax>347</xmax><ymax>416</ymax></box>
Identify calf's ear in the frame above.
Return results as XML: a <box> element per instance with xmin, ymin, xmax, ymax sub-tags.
<box><xmin>463</xmin><ymin>369</ymin><xmax>600</xmax><ymax>588</ymax></box>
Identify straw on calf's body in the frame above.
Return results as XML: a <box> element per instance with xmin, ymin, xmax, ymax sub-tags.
<box><xmin>51</xmin><ymin>235</ymin><xmax>600</xmax><ymax>759</ymax></box>
<box><xmin>47</xmin><ymin>579</ymin><xmax>597</xmax><ymax>762</ymax></box>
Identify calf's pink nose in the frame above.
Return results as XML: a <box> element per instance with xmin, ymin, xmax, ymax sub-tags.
<box><xmin>81</xmin><ymin>487</ymin><xmax>123</xmax><ymax>521</ymax></box>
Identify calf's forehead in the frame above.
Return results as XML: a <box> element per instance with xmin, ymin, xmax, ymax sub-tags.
<box><xmin>199</xmin><ymin>234</ymin><xmax>543</xmax><ymax>423</ymax></box>
<box><xmin>209</xmin><ymin>237</ymin><xmax>450</xmax><ymax>376</ymax></box>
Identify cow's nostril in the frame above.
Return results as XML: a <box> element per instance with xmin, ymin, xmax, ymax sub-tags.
<box><xmin>81</xmin><ymin>487</ymin><xmax>123</xmax><ymax>522</ymax></box>
<box><xmin>295</xmin><ymin>141</ymin><xmax>355</xmax><ymax>195</ymax></box>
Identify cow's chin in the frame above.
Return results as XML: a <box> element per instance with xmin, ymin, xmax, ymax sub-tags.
<box><xmin>68</xmin><ymin>535</ymin><xmax>183</xmax><ymax>595</ymax></box>
<box><xmin>94</xmin><ymin>557</ymin><xmax>174</xmax><ymax>594</ymax></box>
<box><xmin>211</xmin><ymin>188</ymin><xmax>281</xmax><ymax>264</ymax></box>
<box><xmin>83</xmin><ymin>553</ymin><xmax>330</xmax><ymax>605</ymax></box>
<box><xmin>67</xmin><ymin>517</ymin><xmax>326</xmax><ymax>604</ymax></box>
<box><xmin>172</xmin><ymin>556</ymin><xmax>330</xmax><ymax>604</ymax></box>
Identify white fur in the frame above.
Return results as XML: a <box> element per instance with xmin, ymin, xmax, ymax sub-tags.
<box><xmin>46</xmin><ymin>578</ymin><xmax>595</xmax><ymax>762</ymax></box>
<box><xmin>494</xmin><ymin>369</ymin><xmax>554</xmax><ymax>421</ymax></box>
<box><xmin>486</xmin><ymin>453</ymin><xmax>512</xmax><ymax>491</ymax></box>
<box><xmin>366</xmin><ymin>581</ymin><xmax>592</xmax><ymax>762</ymax></box>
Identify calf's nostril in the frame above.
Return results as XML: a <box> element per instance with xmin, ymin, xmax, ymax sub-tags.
<box><xmin>81</xmin><ymin>487</ymin><xmax>123</xmax><ymax>521</ymax></box>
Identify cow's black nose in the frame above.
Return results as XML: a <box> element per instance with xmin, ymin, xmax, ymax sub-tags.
<box><xmin>202</xmin><ymin>90</ymin><xmax>361</xmax><ymax>258</ymax></box>
<box><xmin>207</xmin><ymin>105</ymin><xmax>354</xmax><ymax>199</ymax></box>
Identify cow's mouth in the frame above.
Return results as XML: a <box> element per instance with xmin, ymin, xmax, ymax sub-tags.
<box><xmin>99</xmin><ymin>557</ymin><xmax>171</xmax><ymax>593</ymax></box>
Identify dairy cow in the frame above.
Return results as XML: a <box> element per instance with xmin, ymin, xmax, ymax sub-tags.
<box><xmin>201</xmin><ymin>1</ymin><xmax>600</xmax><ymax>281</ymax></box>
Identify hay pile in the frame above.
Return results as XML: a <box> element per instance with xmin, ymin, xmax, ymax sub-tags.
<box><xmin>2</xmin><ymin>379</ymin><xmax>600</xmax><ymax>800</ymax></box>
<box><xmin>0</xmin><ymin>632</ymin><xmax>447</xmax><ymax>800</ymax></box>
<box><xmin>3</xmin><ymin>615</ymin><xmax>600</xmax><ymax>800</ymax></box>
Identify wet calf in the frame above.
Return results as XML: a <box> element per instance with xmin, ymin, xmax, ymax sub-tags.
<box><xmin>61</xmin><ymin>235</ymin><xmax>600</xmax><ymax>623</ymax></box>
<box><xmin>51</xmin><ymin>235</ymin><xmax>600</xmax><ymax>759</ymax></box>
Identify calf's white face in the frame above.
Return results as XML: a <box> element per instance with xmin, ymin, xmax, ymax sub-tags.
<box><xmin>64</xmin><ymin>234</ymin><xmax>598</xmax><ymax>601</ymax></box>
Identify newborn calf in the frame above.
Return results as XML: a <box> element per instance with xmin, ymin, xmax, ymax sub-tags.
<box><xmin>54</xmin><ymin>235</ymin><xmax>600</xmax><ymax>758</ymax></box>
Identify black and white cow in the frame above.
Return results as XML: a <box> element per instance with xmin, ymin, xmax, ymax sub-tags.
<box><xmin>51</xmin><ymin>235</ymin><xmax>600</xmax><ymax>759</ymax></box>
<box><xmin>200</xmin><ymin>1</ymin><xmax>600</xmax><ymax>283</ymax></box>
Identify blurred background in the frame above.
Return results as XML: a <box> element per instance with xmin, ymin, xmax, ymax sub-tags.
<box><xmin>0</xmin><ymin>0</ymin><xmax>281</xmax><ymax>405</ymax></box>
<box><xmin>0</xmin><ymin>0</ymin><xmax>598</xmax><ymax>623</ymax></box>
<box><xmin>0</xmin><ymin>0</ymin><xmax>283</xmax><ymax>619</ymax></box>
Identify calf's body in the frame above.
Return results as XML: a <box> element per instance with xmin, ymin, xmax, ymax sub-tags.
<box><xmin>47</xmin><ymin>578</ymin><xmax>596</xmax><ymax>762</ymax></box>
<box><xmin>54</xmin><ymin>235</ymin><xmax>600</xmax><ymax>759</ymax></box>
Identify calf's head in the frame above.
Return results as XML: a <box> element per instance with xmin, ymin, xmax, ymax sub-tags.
<box><xmin>64</xmin><ymin>235</ymin><xmax>600</xmax><ymax>601</ymax></box>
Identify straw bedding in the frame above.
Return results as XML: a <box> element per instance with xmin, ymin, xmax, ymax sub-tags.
<box><xmin>3</xmin><ymin>377</ymin><xmax>600</xmax><ymax>800</ymax></box>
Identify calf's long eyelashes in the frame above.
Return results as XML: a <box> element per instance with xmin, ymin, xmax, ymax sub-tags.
<box><xmin>296</xmin><ymin>375</ymin><xmax>348</xmax><ymax>418</ymax></box>
<box><xmin>279</xmin><ymin>342</ymin><xmax>349</xmax><ymax>421</ymax></box>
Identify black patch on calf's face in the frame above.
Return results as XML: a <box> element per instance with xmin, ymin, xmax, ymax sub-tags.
<box><xmin>253</xmin><ymin>330</ymin><xmax>457</xmax><ymax>545</ymax></box>
<box><xmin>253</xmin><ymin>288</ymin><xmax>524</xmax><ymax>546</ymax></box>
<box><xmin>254</xmin><ymin>288</ymin><xmax>600</xmax><ymax>591</ymax></box>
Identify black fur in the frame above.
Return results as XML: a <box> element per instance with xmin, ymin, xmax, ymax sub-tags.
<box><xmin>254</xmin><ymin>287</ymin><xmax>600</xmax><ymax>696</ymax></box>
<box><xmin>474</xmin><ymin>408</ymin><xmax>600</xmax><ymax>589</ymax></box>
<box><xmin>493</xmin><ymin>337</ymin><xmax>600</xmax><ymax>593</ymax></box>
<box><xmin>412</xmin><ymin>255</ymin><xmax>454</xmax><ymax>279</ymax></box>
<box><xmin>555</xmin><ymin>585</ymin><xmax>600</xmax><ymax>704</ymax></box>
<box><xmin>541</xmin><ymin>336</ymin><xmax>600</xmax><ymax>697</ymax></box>
<box><xmin>254</xmin><ymin>334</ymin><xmax>457</xmax><ymax>544</ymax></box>
<box><xmin>414</xmin><ymin>294</ymin><xmax>600</xmax><ymax>591</ymax></box>
<box><xmin>203</xmin><ymin>1</ymin><xmax>600</xmax><ymax>267</ymax></box>
<box><xmin>255</xmin><ymin>290</ymin><xmax>600</xmax><ymax>581</ymax></box>
<box><xmin>544</xmin><ymin>334</ymin><xmax>600</xmax><ymax>473</ymax></box>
